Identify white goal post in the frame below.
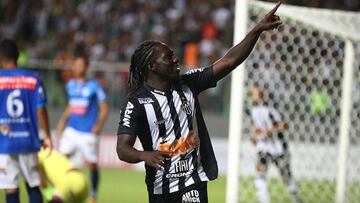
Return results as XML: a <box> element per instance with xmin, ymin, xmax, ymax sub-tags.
<box><xmin>226</xmin><ymin>1</ymin><xmax>360</xmax><ymax>203</ymax></box>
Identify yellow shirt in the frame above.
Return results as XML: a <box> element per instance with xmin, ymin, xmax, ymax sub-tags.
<box><xmin>38</xmin><ymin>149</ymin><xmax>74</xmax><ymax>185</ymax></box>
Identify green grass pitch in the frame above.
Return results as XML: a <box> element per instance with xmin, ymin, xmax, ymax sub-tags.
<box><xmin>1</xmin><ymin>168</ymin><xmax>359</xmax><ymax>203</ymax></box>
<box><xmin>0</xmin><ymin>168</ymin><xmax>226</xmax><ymax>203</ymax></box>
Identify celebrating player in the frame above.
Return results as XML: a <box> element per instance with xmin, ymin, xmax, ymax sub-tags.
<box><xmin>56</xmin><ymin>54</ymin><xmax>109</xmax><ymax>203</ymax></box>
<box><xmin>116</xmin><ymin>2</ymin><xmax>282</xmax><ymax>202</ymax></box>
<box><xmin>248</xmin><ymin>84</ymin><xmax>302</xmax><ymax>203</ymax></box>
<box><xmin>0</xmin><ymin>39</ymin><xmax>53</xmax><ymax>203</ymax></box>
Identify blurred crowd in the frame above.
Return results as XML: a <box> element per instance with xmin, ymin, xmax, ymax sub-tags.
<box><xmin>0</xmin><ymin>0</ymin><xmax>358</xmax><ymax>68</ymax></box>
<box><xmin>0</xmin><ymin>0</ymin><xmax>234</xmax><ymax>68</ymax></box>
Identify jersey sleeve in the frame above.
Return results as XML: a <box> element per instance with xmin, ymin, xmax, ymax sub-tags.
<box><xmin>117</xmin><ymin>98</ymin><xmax>141</xmax><ymax>136</ymax></box>
<box><xmin>34</xmin><ymin>77</ymin><xmax>47</xmax><ymax>108</ymax></box>
<box><xmin>181</xmin><ymin>65</ymin><xmax>217</xmax><ymax>94</ymax></box>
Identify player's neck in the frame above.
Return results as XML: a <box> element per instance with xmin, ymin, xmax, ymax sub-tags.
<box><xmin>75</xmin><ymin>77</ymin><xmax>86</xmax><ymax>83</ymax></box>
<box><xmin>2</xmin><ymin>61</ymin><xmax>17</xmax><ymax>69</ymax></box>
<box><xmin>145</xmin><ymin>78</ymin><xmax>171</xmax><ymax>92</ymax></box>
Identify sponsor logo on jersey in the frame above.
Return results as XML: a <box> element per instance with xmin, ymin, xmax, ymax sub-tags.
<box><xmin>138</xmin><ymin>97</ymin><xmax>154</xmax><ymax>104</ymax></box>
<box><xmin>8</xmin><ymin>131</ymin><xmax>30</xmax><ymax>138</ymax></box>
<box><xmin>175</xmin><ymin>159</ymin><xmax>190</xmax><ymax>173</ymax></box>
<box><xmin>69</xmin><ymin>99</ymin><xmax>89</xmax><ymax>115</ymax></box>
<box><xmin>0</xmin><ymin>118</ymin><xmax>31</xmax><ymax>124</ymax></box>
<box><xmin>0</xmin><ymin>76</ymin><xmax>37</xmax><ymax>90</ymax></box>
<box><xmin>153</xmin><ymin>89</ymin><xmax>165</xmax><ymax>95</ymax></box>
<box><xmin>123</xmin><ymin>102</ymin><xmax>134</xmax><ymax>128</ymax></box>
<box><xmin>165</xmin><ymin>169</ymin><xmax>193</xmax><ymax>179</ymax></box>
<box><xmin>185</xmin><ymin>68</ymin><xmax>204</xmax><ymax>75</ymax></box>
<box><xmin>159</xmin><ymin>130</ymin><xmax>197</xmax><ymax>157</ymax></box>
<box><xmin>182</xmin><ymin>189</ymin><xmax>200</xmax><ymax>203</ymax></box>
<box><xmin>0</xmin><ymin>124</ymin><xmax>10</xmax><ymax>135</ymax></box>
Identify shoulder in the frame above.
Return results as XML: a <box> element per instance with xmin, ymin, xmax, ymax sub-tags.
<box><xmin>122</xmin><ymin>87</ymin><xmax>156</xmax><ymax>110</ymax></box>
<box><xmin>66</xmin><ymin>79</ymin><xmax>75</xmax><ymax>86</ymax></box>
<box><xmin>18</xmin><ymin>69</ymin><xmax>42</xmax><ymax>80</ymax></box>
<box><xmin>88</xmin><ymin>79</ymin><xmax>100</xmax><ymax>85</ymax></box>
<box><xmin>87</xmin><ymin>79</ymin><xmax>104</xmax><ymax>90</ymax></box>
<box><xmin>126</xmin><ymin>88</ymin><xmax>147</xmax><ymax>104</ymax></box>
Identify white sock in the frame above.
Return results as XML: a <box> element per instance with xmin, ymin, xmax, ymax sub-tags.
<box><xmin>255</xmin><ymin>176</ymin><xmax>269</xmax><ymax>203</ymax></box>
<box><xmin>288</xmin><ymin>179</ymin><xmax>298</xmax><ymax>193</ymax></box>
<box><xmin>287</xmin><ymin>179</ymin><xmax>303</xmax><ymax>203</ymax></box>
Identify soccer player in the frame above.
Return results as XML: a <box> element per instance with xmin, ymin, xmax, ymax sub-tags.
<box><xmin>56</xmin><ymin>54</ymin><xmax>109</xmax><ymax>202</ymax></box>
<box><xmin>38</xmin><ymin>148</ymin><xmax>88</xmax><ymax>203</ymax></box>
<box><xmin>116</xmin><ymin>3</ymin><xmax>282</xmax><ymax>203</ymax></box>
<box><xmin>0</xmin><ymin>39</ymin><xmax>53</xmax><ymax>203</ymax></box>
<box><xmin>248</xmin><ymin>84</ymin><xmax>302</xmax><ymax>203</ymax></box>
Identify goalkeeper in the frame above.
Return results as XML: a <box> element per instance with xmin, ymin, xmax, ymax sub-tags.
<box><xmin>38</xmin><ymin>148</ymin><xmax>88</xmax><ymax>203</ymax></box>
<box><xmin>248</xmin><ymin>84</ymin><xmax>302</xmax><ymax>203</ymax></box>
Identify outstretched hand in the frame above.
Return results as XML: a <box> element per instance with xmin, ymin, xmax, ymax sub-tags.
<box><xmin>255</xmin><ymin>2</ymin><xmax>282</xmax><ymax>32</ymax></box>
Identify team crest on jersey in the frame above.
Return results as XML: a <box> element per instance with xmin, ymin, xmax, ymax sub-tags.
<box><xmin>138</xmin><ymin>97</ymin><xmax>154</xmax><ymax>104</ymax></box>
<box><xmin>0</xmin><ymin>124</ymin><xmax>10</xmax><ymax>136</ymax></box>
<box><xmin>82</xmin><ymin>88</ymin><xmax>91</xmax><ymax>97</ymax></box>
<box><xmin>181</xmin><ymin>100</ymin><xmax>192</xmax><ymax>115</ymax></box>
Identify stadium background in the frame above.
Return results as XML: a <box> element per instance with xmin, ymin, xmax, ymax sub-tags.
<box><xmin>1</xmin><ymin>0</ymin><xmax>360</xmax><ymax>203</ymax></box>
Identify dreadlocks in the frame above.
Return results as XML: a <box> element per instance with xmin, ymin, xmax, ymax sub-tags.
<box><xmin>129</xmin><ymin>40</ymin><xmax>161</xmax><ymax>93</ymax></box>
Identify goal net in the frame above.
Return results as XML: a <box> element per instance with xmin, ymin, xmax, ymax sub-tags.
<box><xmin>227</xmin><ymin>1</ymin><xmax>360</xmax><ymax>203</ymax></box>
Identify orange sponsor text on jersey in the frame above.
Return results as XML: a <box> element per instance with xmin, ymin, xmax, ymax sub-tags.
<box><xmin>159</xmin><ymin>131</ymin><xmax>197</xmax><ymax>157</ymax></box>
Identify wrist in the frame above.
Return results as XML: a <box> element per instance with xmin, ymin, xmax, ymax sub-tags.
<box><xmin>251</xmin><ymin>25</ymin><xmax>263</xmax><ymax>35</ymax></box>
<box><xmin>137</xmin><ymin>151</ymin><xmax>145</xmax><ymax>162</ymax></box>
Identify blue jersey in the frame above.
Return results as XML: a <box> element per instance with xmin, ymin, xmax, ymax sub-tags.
<box><xmin>66</xmin><ymin>79</ymin><xmax>106</xmax><ymax>133</ymax></box>
<box><xmin>0</xmin><ymin>68</ymin><xmax>47</xmax><ymax>154</ymax></box>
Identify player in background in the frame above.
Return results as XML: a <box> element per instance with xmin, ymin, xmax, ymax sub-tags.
<box><xmin>56</xmin><ymin>54</ymin><xmax>109</xmax><ymax>203</ymax></box>
<box><xmin>0</xmin><ymin>39</ymin><xmax>53</xmax><ymax>203</ymax></box>
<box><xmin>248</xmin><ymin>84</ymin><xmax>302</xmax><ymax>203</ymax></box>
<box><xmin>38</xmin><ymin>148</ymin><xmax>88</xmax><ymax>203</ymax></box>
<box><xmin>117</xmin><ymin>3</ymin><xmax>282</xmax><ymax>203</ymax></box>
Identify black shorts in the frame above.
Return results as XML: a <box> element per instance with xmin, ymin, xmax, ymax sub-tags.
<box><xmin>148</xmin><ymin>182</ymin><xmax>208</xmax><ymax>203</ymax></box>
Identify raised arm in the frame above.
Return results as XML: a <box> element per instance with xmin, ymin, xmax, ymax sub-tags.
<box><xmin>213</xmin><ymin>2</ymin><xmax>282</xmax><ymax>81</ymax></box>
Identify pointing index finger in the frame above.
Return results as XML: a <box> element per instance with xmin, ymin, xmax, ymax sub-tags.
<box><xmin>267</xmin><ymin>1</ymin><xmax>281</xmax><ymax>16</ymax></box>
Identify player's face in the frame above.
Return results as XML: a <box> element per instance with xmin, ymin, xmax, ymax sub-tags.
<box><xmin>151</xmin><ymin>43</ymin><xmax>180</xmax><ymax>81</ymax></box>
<box><xmin>72</xmin><ymin>57</ymin><xmax>88</xmax><ymax>79</ymax></box>
<box><xmin>251</xmin><ymin>86</ymin><xmax>263</xmax><ymax>103</ymax></box>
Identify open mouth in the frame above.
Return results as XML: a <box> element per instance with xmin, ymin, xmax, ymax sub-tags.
<box><xmin>175</xmin><ymin>64</ymin><xmax>180</xmax><ymax>72</ymax></box>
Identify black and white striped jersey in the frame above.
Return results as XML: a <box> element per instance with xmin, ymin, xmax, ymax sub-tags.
<box><xmin>118</xmin><ymin>66</ymin><xmax>218</xmax><ymax>195</ymax></box>
<box><xmin>249</xmin><ymin>104</ymin><xmax>287</xmax><ymax>156</ymax></box>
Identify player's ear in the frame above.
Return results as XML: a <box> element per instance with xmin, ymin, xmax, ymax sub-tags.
<box><xmin>148</xmin><ymin>62</ymin><xmax>156</xmax><ymax>72</ymax></box>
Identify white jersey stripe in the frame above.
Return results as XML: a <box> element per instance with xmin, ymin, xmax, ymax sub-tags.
<box><xmin>153</xmin><ymin>93</ymin><xmax>176</xmax><ymax>144</ymax></box>
<box><xmin>144</xmin><ymin>104</ymin><xmax>160</xmax><ymax>150</ymax></box>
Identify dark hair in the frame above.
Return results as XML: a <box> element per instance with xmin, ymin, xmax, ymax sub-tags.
<box><xmin>0</xmin><ymin>39</ymin><xmax>19</xmax><ymax>62</ymax></box>
<box><xmin>129</xmin><ymin>40</ymin><xmax>161</xmax><ymax>93</ymax></box>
